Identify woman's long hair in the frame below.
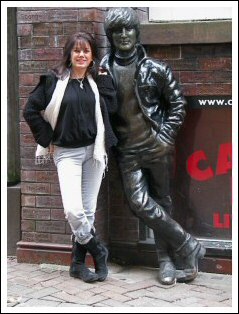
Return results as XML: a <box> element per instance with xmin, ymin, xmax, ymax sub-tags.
<box><xmin>51</xmin><ymin>32</ymin><xmax>98</xmax><ymax>79</ymax></box>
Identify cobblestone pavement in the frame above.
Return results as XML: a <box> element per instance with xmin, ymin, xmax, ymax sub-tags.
<box><xmin>5</xmin><ymin>257</ymin><xmax>235</xmax><ymax>311</ymax></box>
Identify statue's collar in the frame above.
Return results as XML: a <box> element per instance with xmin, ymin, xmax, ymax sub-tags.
<box><xmin>114</xmin><ymin>48</ymin><xmax>137</xmax><ymax>66</ymax></box>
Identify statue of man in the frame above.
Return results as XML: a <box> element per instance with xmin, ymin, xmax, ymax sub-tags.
<box><xmin>101</xmin><ymin>7</ymin><xmax>206</xmax><ymax>285</ymax></box>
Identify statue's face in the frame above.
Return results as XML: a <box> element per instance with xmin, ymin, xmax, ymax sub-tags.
<box><xmin>112</xmin><ymin>27</ymin><xmax>137</xmax><ymax>53</ymax></box>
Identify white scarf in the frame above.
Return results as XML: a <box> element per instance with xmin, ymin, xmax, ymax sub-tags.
<box><xmin>35</xmin><ymin>73</ymin><xmax>107</xmax><ymax>170</ymax></box>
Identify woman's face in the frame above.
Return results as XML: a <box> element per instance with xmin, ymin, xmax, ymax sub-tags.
<box><xmin>71</xmin><ymin>40</ymin><xmax>93</xmax><ymax>75</ymax></box>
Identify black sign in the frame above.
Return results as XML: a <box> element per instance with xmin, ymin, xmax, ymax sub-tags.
<box><xmin>174</xmin><ymin>104</ymin><xmax>232</xmax><ymax>242</ymax></box>
<box><xmin>186</xmin><ymin>96</ymin><xmax>232</xmax><ymax>109</ymax></box>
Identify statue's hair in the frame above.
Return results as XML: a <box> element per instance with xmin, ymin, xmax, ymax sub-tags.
<box><xmin>104</xmin><ymin>7</ymin><xmax>140</xmax><ymax>46</ymax></box>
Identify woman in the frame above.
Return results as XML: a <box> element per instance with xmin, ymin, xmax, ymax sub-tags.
<box><xmin>23</xmin><ymin>32</ymin><xmax>117</xmax><ymax>283</ymax></box>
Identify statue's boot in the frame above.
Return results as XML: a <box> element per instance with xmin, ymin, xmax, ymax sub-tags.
<box><xmin>154</xmin><ymin>230</ymin><xmax>176</xmax><ymax>285</ymax></box>
<box><xmin>175</xmin><ymin>234</ymin><xmax>206</xmax><ymax>282</ymax></box>
<box><xmin>142</xmin><ymin>207</ymin><xmax>206</xmax><ymax>282</ymax></box>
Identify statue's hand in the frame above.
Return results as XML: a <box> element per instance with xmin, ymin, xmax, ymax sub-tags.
<box><xmin>155</xmin><ymin>134</ymin><xmax>174</xmax><ymax>156</ymax></box>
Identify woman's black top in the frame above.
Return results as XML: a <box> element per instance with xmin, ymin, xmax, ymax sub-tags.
<box><xmin>23</xmin><ymin>72</ymin><xmax>118</xmax><ymax>150</ymax></box>
<box><xmin>52</xmin><ymin>78</ymin><xmax>97</xmax><ymax>148</ymax></box>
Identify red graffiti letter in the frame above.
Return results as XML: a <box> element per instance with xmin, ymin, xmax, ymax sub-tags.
<box><xmin>216</xmin><ymin>143</ymin><xmax>232</xmax><ymax>175</ymax></box>
<box><xmin>213</xmin><ymin>213</ymin><xmax>231</xmax><ymax>229</ymax></box>
<box><xmin>187</xmin><ymin>150</ymin><xmax>214</xmax><ymax>181</ymax></box>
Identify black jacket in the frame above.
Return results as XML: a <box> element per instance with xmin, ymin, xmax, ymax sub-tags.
<box><xmin>100</xmin><ymin>44</ymin><xmax>187</xmax><ymax>145</ymax></box>
<box><xmin>23</xmin><ymin>72</ymin><xmax>118</xmax><ymax>150</ymax></box>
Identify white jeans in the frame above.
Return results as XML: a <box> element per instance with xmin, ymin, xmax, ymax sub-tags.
<box><xmin>53</xmin><ymin>144</ymin><xmax>104</xmax><ymax>244</ymax></box>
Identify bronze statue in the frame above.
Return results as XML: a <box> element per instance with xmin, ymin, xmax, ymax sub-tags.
<box><xmin>101</xmin><ymin>7</ymin><xmax>206</xmax><ymax>285</ymax></box>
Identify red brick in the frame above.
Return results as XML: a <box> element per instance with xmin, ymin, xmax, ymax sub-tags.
<box><xmin>78</xmin><ymin>9</ymin><xmax>96</xmax><ymax>22</ymax></box>
<box><xmin>48</xmin><ymin>23</ymin><xmax>63</xmax><ymax>35</ymax></box>
<box><xmin>33</xmin><ymin>23</ymin><xmax>50</xmax><ymax>36</ymax></box>
<box><xmin>20</xmin><ymin>121</ymin><xmax>31</xmax><ymax>134</ymax></box>
<box><xmin>19</xmin><ymin>73</ymin><xmax>35</xmax><ymax>86</ymax></box>
<box><xmin>50</xmin><ymin>183</ymin><xmax>61</xmax><ymax>195</ymax></box>
<box><xmin>22</xmin><ymin>232</ymin><xmax>36</xmax><ymax>242</ymax></box>
<box><xmin>19</xmin><ymin>60</ymin><xmax>49</xmax><ymax>73</ymax></box>
<box><xmin>36</xmin><ymin>221</ymin><xmax>65</xmax><ymax>233</ymax></box>
<box><xmin>93</xmin><ymin>9</ymin><xmax>106</xmax><ymax>22</ymax></box>
<box><xmin>35</xmin><ymin>232</ymin><xmax>52</xmax><ymax>242</ymax></box>
<box><xmin>49</xmin><ymin>35</ymin><xmax>68</xmax><ymax>48</ymax></box>
<box><xmin>19</xmin><ymin>109</ymin><xmax>25</xmax><ymax>122</ymax></box>
<box><xmin>47</xmin><ymin>60</ymin><xmax>59</xmax><ymax>70</ymax></box>
<box><xmin>20</xmin><ymin>133</ymin><xmax>35</xmax><ymax>146</ymax></box>
<box><xmin>182</xmin><ymin>83</ymin><xmax>232</xmax><ymax>96</ymax></box>
<box><xmin>33</xmin><ymin>36</ymin><xmax>50</xmax><ymax>47</ymax></box>
<box><xmin>63</xmin><ymin>22</ymin><xmax>94</xmax><ymax>35</ymax></box>
<box><xmin>36</xmin><ymin>171</ymin><xmax>58</xmax><ymax>183</ymax></box>
<box><xmin>18</xmin><ymin>49</ymin><xmax>32</xmax><ymax>61</ymax></box>
<box><xmin>20</xmin><ymin>146</ymin><xmax>35</xmax><ymax>159</ymax></box>
<box><xmin>95</xmin><ymin>34</ymin><xmax>108</xmax><ymax>48</ymax></box>
<box><xmin>21</xmin><ymin>158</ymin><xmax>37</xmax><ymax>170</ymax></box>
<box><xmin>33</xmin><ymin>21</ymin><xmax>64</xmax><ymax>36</ymax></box>
<box><xmin>22</xmin><ymin>195</ymin><xmax>35</xmax><ymax>207</ymax></box>
<box><xmin>51</xmin><ymin>209</ymin><xmax>65</xmax><ymax>221</ymax></box>
<box><xmin>19</xmin><ymin>85</ymin><xmax>35</xmax><ymax>97</ymax></box>
<box><xmin>166</xmin><ymin>59</ymin><xmax>200</xmax><ymax>71</ymax></box>
<box><xmin>18</xmin><ymin>36</ymin><xmax>33</xmax><ymax>48</ymax></box>
<box><xmin>181</xmin><ymin>44</ymin><xmax>232</xmax><ymax>58</ymax></box>
<box><xmin>33</xmin><ymin>73</ymin><xmax>43</xmax><ymax>85</ymax></box>
<box><xmin>199</xmin><ymin>58</ymin><xmax>231</xmax><ymax>71</ymax></box>
<box><xmin>17</xmin><ymin>24</ymin><xmax>32</xmax><ymax>36</ymax></box>
<box><xmin>21</xmin><ymin>182</ymin><xmax>51</xmax><ymax>195</ymax></box>
<box><xmin>148</xmin><ymin>45</ymin><xmax>181</xmax><ymax>60</ymax></box>
<box><xmin>21</xmin><ymin>170</ymin><xmax>36</xmax><ymax>182</ymax></box>
<box><xmin>21</xmin><ymin>220</ymin><xmax>35</xmax><ymax>232</ymax></box>
<box><xmin>19</xmin><ymin>98</ymin><xmax>27</xmax><ymax>110</ymax></box>
<box><xmin>36</xmin><ymin>195</ymin><xmax>63</xmax><ymax>208</ymax></box>
<box><xmin>65</xmin><ymin>223</ymin><xmax>72</xmax><ymax>234</ymax></box>
<box><xmin>180</xmin><ymin>71</ymin><xmax>231</xmax><ymax>84</ymax></box>
<box><xmin>62</xmin><ymin>22</ymin><xmax>77</xmax><ymax>35</ymax></box>
<box><xmin>17</xmin><ymin>10</ymin><xmax>50</xmax><ymax>24</ymax></box>
<box><xmin>48</xmin><ymin>9</ymin><xmax>78</xmax><ymax>22</ymax></box>
<box><xmin>22</xmin><ymin>207</ymin><xmax>50</xmax><ymax>220</ymax></box>
<box><xmin>32</xmin><ymin>48</ymin><xmax>62</xmax><ymax>61</ymax></box>
<box><xmin>94</xmin><ymin>22</ymin><xmax>105</xmax><ymax>35</ymax></box>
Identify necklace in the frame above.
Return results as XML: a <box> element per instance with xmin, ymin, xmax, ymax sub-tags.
<box><xmin>76</xmin><ymin>77</ymin><xmax>85</xmax><ymax>89</ymax></box>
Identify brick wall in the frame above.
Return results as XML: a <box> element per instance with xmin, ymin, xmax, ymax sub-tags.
<box><xmin>146</xmin><ymin>43</ymin><xmax>232</xmax><ymax>96</ymax></box>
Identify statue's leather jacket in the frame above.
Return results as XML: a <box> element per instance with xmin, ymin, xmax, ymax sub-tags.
<box><xmin>100</xmin><ymin>44</ymin><xmax>187</xmax><ymax>146</ymax></box>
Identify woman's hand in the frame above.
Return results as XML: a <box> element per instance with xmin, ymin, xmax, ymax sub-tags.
<box><xmin>98</xmin><ymin>67</ymin><xmax>108</xmax><ymax>75</ymax></box>
<box><xmin>49</xmin><ymin>144</ymin><xmax>55</xmax><ymax>155</ymax></box>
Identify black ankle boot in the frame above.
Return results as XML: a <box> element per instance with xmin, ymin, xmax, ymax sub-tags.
<box><xmin>70</xmin><ymin>237</ymin><xmax>98</xmax><ymax>283</ymax></box>
<box><xmin>175</xmin><ymin>234</ymin><xmax>206</xmax><ymax>282</ymax></box>
<box><xmin>85</xmin><ymin>237</ymin><xmax>108</xmax><ymax>281</ymax></box>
